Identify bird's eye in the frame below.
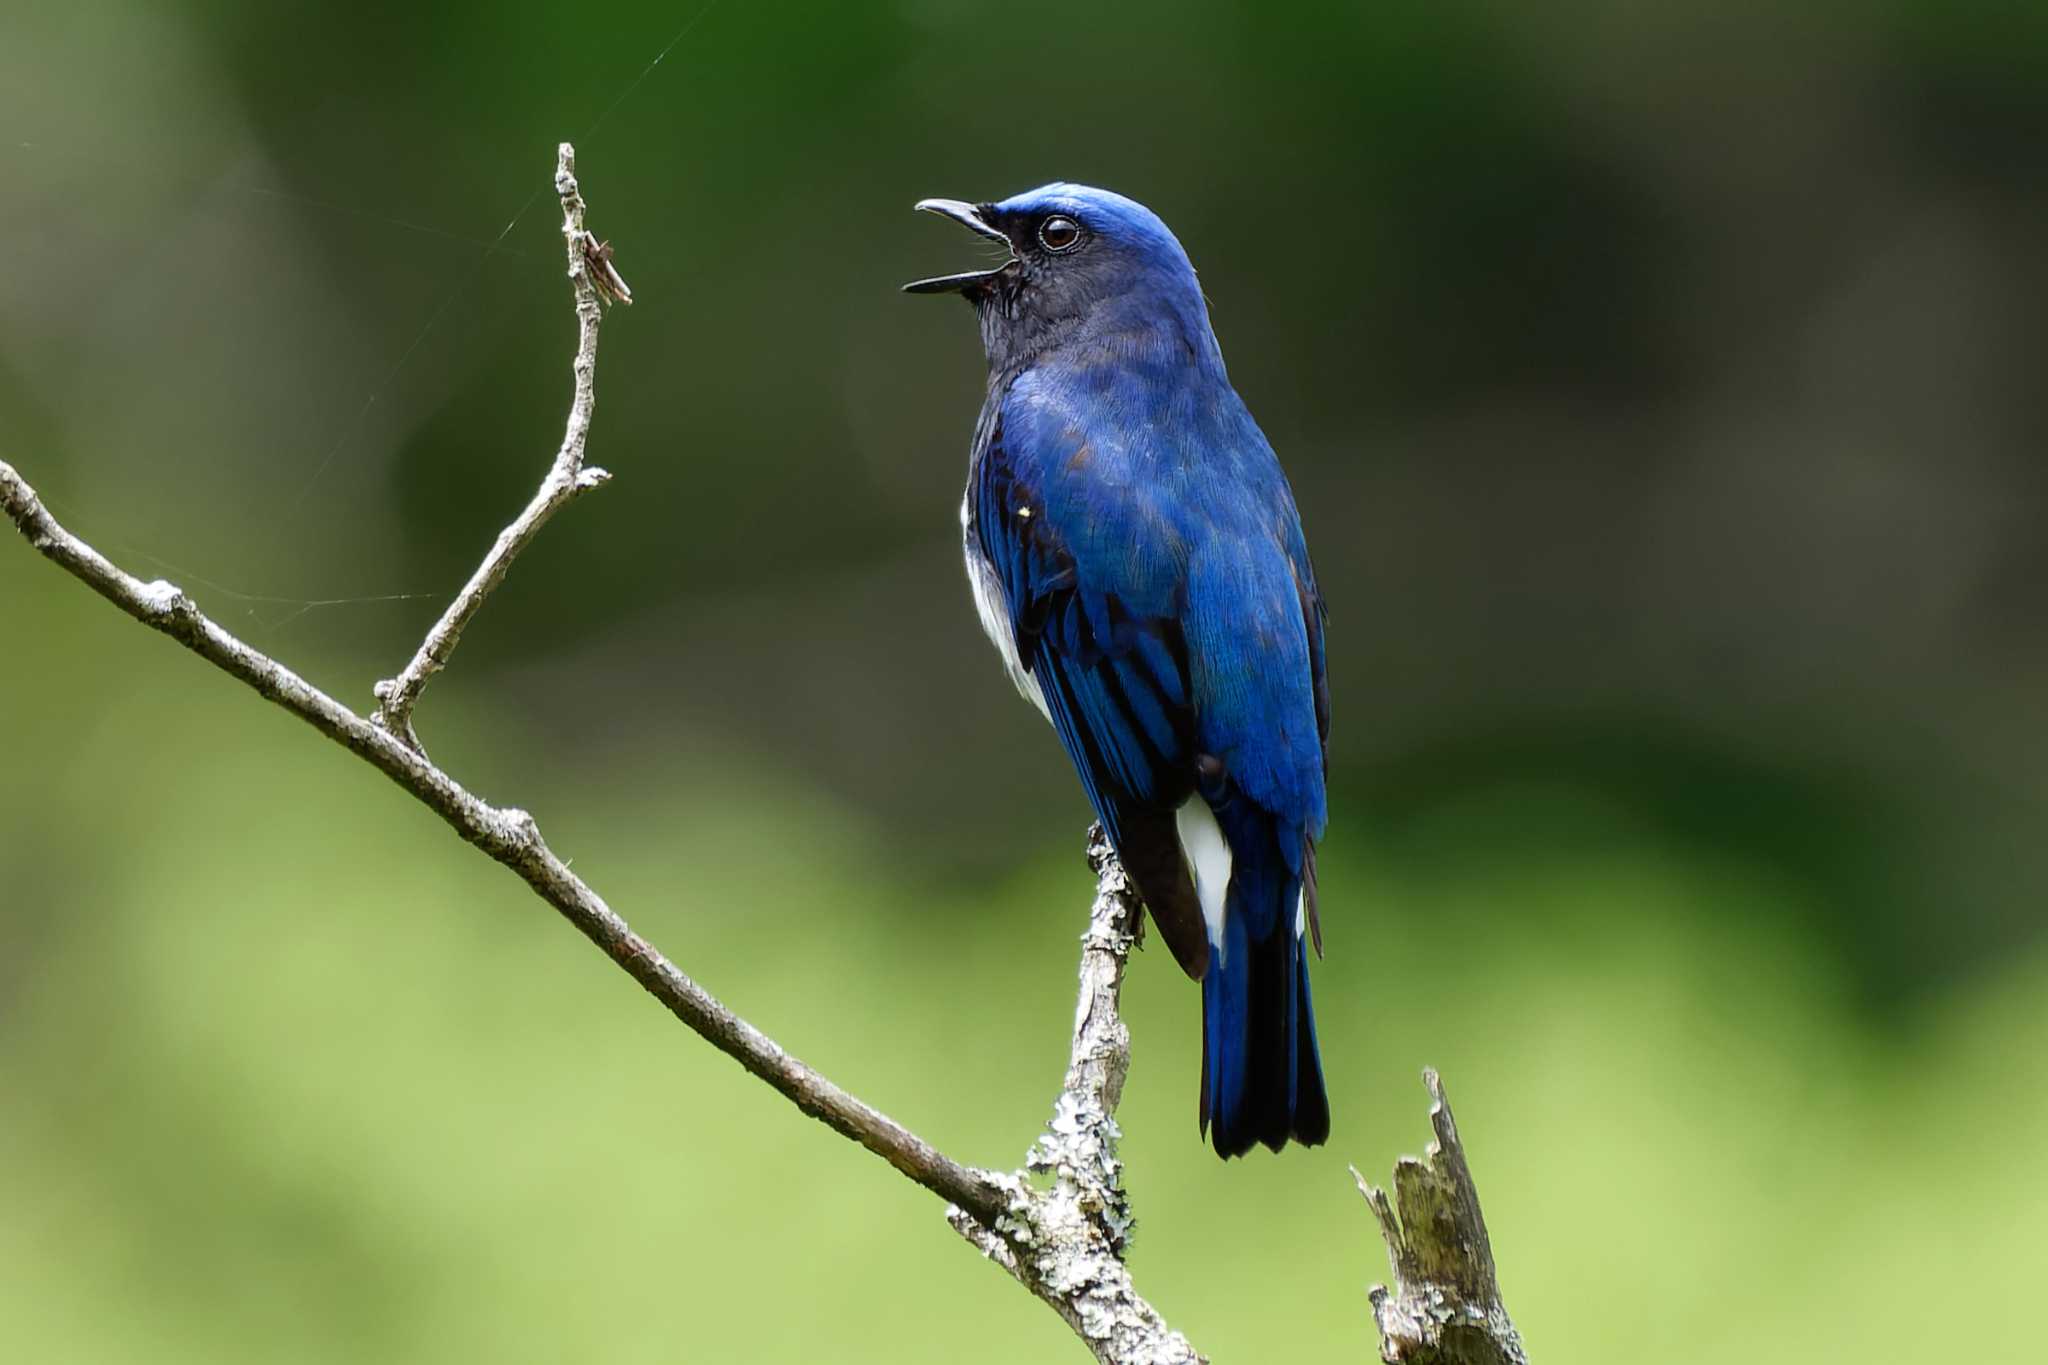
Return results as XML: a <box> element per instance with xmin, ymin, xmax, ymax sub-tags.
<box><xmin>1038</xmin><ymin>215</ymin><xmax>1082</xmax><ymax>253</ymax></box>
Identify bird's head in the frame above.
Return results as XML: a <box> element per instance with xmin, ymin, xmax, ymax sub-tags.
<box><xmin>905</xmin><ymin>183</ymin><xmax>1214</xmax><ymax>371</ymax></box>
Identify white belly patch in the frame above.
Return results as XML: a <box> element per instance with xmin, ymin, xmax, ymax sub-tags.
<box><xmin>1172</xmin><ymin>797</ymin><xmax>1310</xmax><ymax>967</ymax></box>
<box><xmin>1175</xmin><ymin>799</ymin><xmax>1234</xmax><ymax>962</ymax></box>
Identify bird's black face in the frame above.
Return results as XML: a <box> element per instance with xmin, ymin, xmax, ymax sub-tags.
<box><xmin>906</xmin><ymin>184</ymin><xmax>1209</xmax><ymax>375</ymax></box>
<box><xmin>905</xmin><ymin>195</ymin><xmax>1118</xmax><ymax>373</ymax></box>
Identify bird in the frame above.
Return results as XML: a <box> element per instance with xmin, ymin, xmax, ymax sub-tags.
<box><xmin>906</xmin><ymin>184</ymin><xmax>1331</xmax><ymax>1158</ymax></box>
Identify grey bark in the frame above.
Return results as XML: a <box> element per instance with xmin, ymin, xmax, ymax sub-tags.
<box><xmin>949</xmin><ymin>829</ymin><xmax>1203</xmax><ymax>1364</ymax></box>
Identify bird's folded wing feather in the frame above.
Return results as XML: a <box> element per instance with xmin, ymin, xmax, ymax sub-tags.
<box><xmin>980</xmin><ymin>379</ymin><xmax>1333</xmax><ymax>957</ymax></box>
<box><xmin>974</xmin><ymin>406</ymin><xmax>1212</xmax><ymax>977</ymax></box>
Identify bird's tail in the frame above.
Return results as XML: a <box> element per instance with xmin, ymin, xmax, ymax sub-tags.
<box><xmin>1199</xmin><ymin>800</ymin><xmax>1329</xmax><ymax>1158</ymax></box>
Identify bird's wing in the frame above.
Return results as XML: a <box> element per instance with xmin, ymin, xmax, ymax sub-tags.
<box><xmin>1180</xmin><ymin>518</ymin><xmax>1329</xmax><ymax>943</ymax></box>
<box><xmin>973</xmin><ymin>402</ymin><xmax>1210</xmax><ymax>979</ymax></box>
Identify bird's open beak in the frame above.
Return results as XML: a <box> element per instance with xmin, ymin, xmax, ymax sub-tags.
<box><xmin>902</xmin><ymin>198</ymin><xmax>1016</xmax><ymax>295</ymax></box>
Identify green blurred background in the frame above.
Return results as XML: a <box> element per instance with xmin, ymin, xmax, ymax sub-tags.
<box><xmin>4</xmin><ymin>1</ymin><xmax>2044</xmax><ymax>1360</ymax></box>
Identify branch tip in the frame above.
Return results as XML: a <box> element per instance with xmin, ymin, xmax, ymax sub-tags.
<box><xmin>368</xmin><ymin>143</ymin><xmax>620</xmax><ymax>751</ymax></box>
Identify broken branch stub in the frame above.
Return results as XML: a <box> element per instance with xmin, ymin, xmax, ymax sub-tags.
<box><xmin>1356</xmin><ymin>1069</ymin><xmax>1527</xmax><ymax>1365</ymax></box>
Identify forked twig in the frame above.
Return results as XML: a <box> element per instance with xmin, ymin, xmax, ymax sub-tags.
<box><xmin>369</xmin><ymin>142</ymin><xmax>624</xmax><ymax>754</ymax></box>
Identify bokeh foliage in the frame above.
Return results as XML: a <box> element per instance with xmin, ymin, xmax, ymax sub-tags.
<box><xmin>3</xmin><ymin>1</ymin><xmax>2043</xmax><ymax>1360</ymax></box>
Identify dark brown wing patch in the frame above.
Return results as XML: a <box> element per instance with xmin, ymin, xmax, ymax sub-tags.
<box><xmin>1117</xmin><ymin>804</ymin><xmax>1209</xmax><ymax>980</ymax></box>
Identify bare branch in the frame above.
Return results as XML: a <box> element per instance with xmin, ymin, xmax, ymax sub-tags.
<box><xmin>1356</xmin><ymin>1071</ymin><xmax>1528</xmax><ymax>1365</ymax></box>
<box><xmin>0</xmin><ymin>142</ymin><xmax>1010</xmax><ymax>1232</ymax></box>
<box><xmin>949</xmin><ymin>829</ymin><xmax>1204</xmax><ymax>1365</ymax></box>
<box><xmin>369</xmin><ymin>142</ymin><xmax>622</xmax><ymax>754</ymax></box>
<box><xmin>2</xmin><ymin>450</ymin><xmax>1007</xmax><ymax>1224</ymax></box>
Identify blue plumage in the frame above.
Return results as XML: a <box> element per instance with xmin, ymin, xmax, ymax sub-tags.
<box><xmin>910</xmin><ymin>184</ymin><xmax>1330</xmax><ymax>1157</ymax></box>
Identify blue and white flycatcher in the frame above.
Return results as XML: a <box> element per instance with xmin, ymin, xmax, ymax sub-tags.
<box><xmin>909</xmin><ymin>184</ymin><xmax>1331</xmax><ymax>1157</ymax></box>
